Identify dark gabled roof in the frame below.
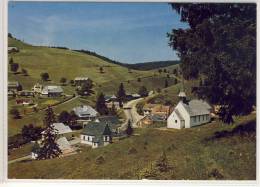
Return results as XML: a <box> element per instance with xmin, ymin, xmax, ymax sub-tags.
<box><xmin>97</xmin><ymin>116</ymin><xmax>120</xmax><ymax>124</ymax></box>
<box><xmin>81</xmin><ymin>122</ymin><xmax>105</xmax><ymax>136</ymax></box>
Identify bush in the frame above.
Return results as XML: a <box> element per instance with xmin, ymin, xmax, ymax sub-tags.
<box><xmin>95</xmin><ymin>155</ymin><xmax>105</xmax><ymax>165</ymax></box>
<box><xmin>8</xmin><ymin>134</ymin><xmax>27</xmax><ymax>149</ymax></box>
<box><xmin>208</xmin><ymin>168</ymin><xmax>224</xmax><ymax>179</ymax></box>
<box><xmin>9</xmin><ymin>108</ymin><xmax>21</xmax><ymax>119</ymax></box>
<box><xmin>128</xmin><ymin>147</ymin><xmax>137</xmax><ymax>155</ymax></box>
<box><xmin>21</xmin><ymin>124</ymin><xmax>43</xmax><ymax>142</ymax></box>
<box><xmin>155</xmin><ymin>151</ymin><xmax>170</xmax><ymax>172</ymax></box>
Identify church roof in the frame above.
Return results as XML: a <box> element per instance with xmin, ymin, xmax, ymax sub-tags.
<box><xmin>181</xmin><ymin>99</ymin><xmax>211</xmax><ymax>116</ymax></box>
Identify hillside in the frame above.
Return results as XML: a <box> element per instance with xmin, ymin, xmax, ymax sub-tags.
<box><xmin>8</xmin><ymin>114</ymin><xmax>256</xmax><ymax>179</ymax></box>
<box><xmin>8</xmin><ymin>37</ymin><xmax>178</xmax><ymax>94</ymax></box>
<box><xmin>8</xmin><ymin>37</ymin><xmax>180</xmax><ymax>136</ymax></box>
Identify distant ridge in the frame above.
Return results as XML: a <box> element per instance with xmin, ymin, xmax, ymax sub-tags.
<box><xmin>9</xmin><ymin>33</ymin><xmax>180</xmax><ymax>71</ymax></box>
<box><xmin>125</xmin><ymin>60</ymin><xmax>180</xmax><ymax>70</ymax></box>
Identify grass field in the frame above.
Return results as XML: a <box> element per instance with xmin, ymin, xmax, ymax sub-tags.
<box><xmin>8</xmin><ymin>37</ymin><xmax>180</xmax><ymax>137</ymax></box>
<box><xmin>8</xmin><ymin>113</ymin><xmax>256</xmax><ymax>179</ymax></box>
<box><xmin>8</xmin><ymin>37</ymin><xmax>175</xmax><ymax>93</ymax></box>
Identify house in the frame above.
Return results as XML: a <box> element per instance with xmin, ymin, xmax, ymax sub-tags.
<box><xmin>31</xmin><ymin>137</ymin><xmax>74</xmax><ymax>159</ymax></box>
<box><xmin>132</xmin><ymin>93</ymin><xmax>141</xmax><ymax>99</ymax></box>
<box><xmin>143</xmin><ymin>104</ymin><xmax>171</xmax><ymax>119</ymax></box>
<box><xmin>167</xmin><ymin>92</ymin><xmax>212</xmax><ymax>129</ymax></box>
<box><xmin>138</xmin><ymin>114</ymin><xmax>165</xmax><ymax>128</ymax></box>
<box><xmin>16</xmin><ymin>99</ymin><xmax>34</xmax><ymax>105</ymax></box>
<box><xmin>41</xmin><ymin>123</ymin><xmax>72</xmax><ymax>136</ymax></box>
<box><xmin>41</xmin><ymin>85</ymin><xmax>63</xmax><ymax>97</ymax></box>
<box><xmin>8</xmin><ymin>90</ymin><xmax>16</xmax><ymax>97</ymax></box>
<box><xmin>8</xmin><ymin>47</ymin><xmax>19</xmax><ymax>53</ymax></box>
<box><xmin>105</xmin><ymin>95</ymin><xmax>117</xmax><ymax>102</ymax></box>
<box><xmin>81</xmin><ymin>116</ymin><xmax>121</xmax><ymax>148</ymax></box>
<box><xmin>74</xmin><ymin>77</ymin><xmax>91</xmax><ymax>86</ymax></box>
<box><xmin>56</xmin><ymin>137</ymin><xmax>75</xmax><ymax>155</ymax></box>
<box><xmin>73</xmin><ymin>105</ymin><xmax>98</xmax><ymax>120</ymax></box>
<box><xmin>32</xmin><ymin>83</ymin><xmax>43</xmax><ymax>93</ymax></box>
<box><xmin>8</xmin><ymin>81</ymin><xmax>20</xmax><ymax>91</ymax></box>
<box><xmin>94</xmin><ymin>115</ymin><xmax>120</xmax><ymax>124</ymax></box>
<box><xmin>105</xmin><ymin>101</ymin><xmax>120</xmax><ymax>110</ymax></box>
<box><xmin>17</xmin><ymin>90</ymin><xmax>34</xmax><ymax>97</ymax></box>
<box><xmin>32</xmin><ymin>123</ymin><xmax>73</xmax><ymax>159</ymax></box>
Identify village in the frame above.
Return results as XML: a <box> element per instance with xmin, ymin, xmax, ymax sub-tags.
<box><xmin>6</xmin><ymin>2</ymin><xmax>256</xmax><ymax>180</ymax></box>
<box><xmin>8</xmin><ymin>60</ymin><xmax>216</xmax><ymax>161</ymax></box>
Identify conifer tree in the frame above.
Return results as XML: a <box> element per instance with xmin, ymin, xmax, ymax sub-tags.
<box><xmin>117</xmin><ymin>83</ymin><xmax>126</xmax><ymax>107</ymax></box>
<box><xmin>37</xmin><ymin>106</ymin><xmax>61</xmax><ymax>160</ymax></box>
<box><xmin>155</xmin><ymin>151</ymin><xmax>169</xmax><ymax>172</ymax></box>
<box><xmin>125</xmin><ymin>120</ymin><xmax>133</xmax><ymax>136</ymax></box>
<box><xmin>96</xmin><ymin>92</ymin><xmax>109</xmax><ymax>115</ymax></box>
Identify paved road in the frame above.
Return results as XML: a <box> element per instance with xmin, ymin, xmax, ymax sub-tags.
<box><xmin>121</xmin><ymin>98</ymin><xmax>145</xmax><ymax>129</ymax></box>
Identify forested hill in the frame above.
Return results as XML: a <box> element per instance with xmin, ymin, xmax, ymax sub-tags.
<box><xmin>73</xmin><ymin>49</ymin><xmax>180</xmax><ymax>70</ymax></box>
<box><xmin>124</xmin><ymin>60</ymin><xmax>180</xmax><ymax>70</ymax></box>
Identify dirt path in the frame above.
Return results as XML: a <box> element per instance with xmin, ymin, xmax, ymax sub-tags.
<box><xmin>121</xmin><ymin>98</ymin><xmax>145</xmax><ymax>129</ymax></box>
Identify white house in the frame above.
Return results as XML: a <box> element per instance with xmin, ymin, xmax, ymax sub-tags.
<box><xmin>73</xmin><ymin>105</ymin><xmax>98</xmax><ymax>120</ymax></box>
<box><xmin>41</xmin><ymin>85</ymin><xmax>63</xmax><ymax>97</ymax></box>
<box><xmin>32</xmin><ymin>83</ymin><xmax>43</xmax><ymax>93</ymax></box>
<box><xmin>80</xmin><ymin>122</ymin><xmax>112</xmax><ymax>148</ymax></box>
<box><xmin>41</xmin><ymin>123</ymin><xmax>72</xmax><ymax>137</ymax></box>
<box><xmin>167</xmin><ymin>92</ymin><xmax>212</xmax><ymax>129</ymax></box>
<box><xmin>31</xmin><ymin>137</ymin><xmax>74</xmax><ymax>159</ymax></box>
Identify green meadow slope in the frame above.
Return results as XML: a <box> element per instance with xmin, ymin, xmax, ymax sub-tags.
<box><xmin>8</xmin><ymin>37</ymin><xmax>179</xmax><ymax>136</ymax></box>
<box><xmin>8</xmin><ymin>114</ymin><xmax>256</xmax><ymax>180</ymax></box>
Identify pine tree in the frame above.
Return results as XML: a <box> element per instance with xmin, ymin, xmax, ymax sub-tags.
<box><xmin>9</xmin><ymin>57</ymin><xmax>14</xmax><ymax>64</ymax></box>
<box><xmin>138</xmin><ymin>86</ymin><xmax>148</xmax><ymax>97</ymax></box>
<box><xmin>125</xmin><ymin>120</ymin><xmax>133</xmax><ymax>136</ymax></box>
<box><xmin>117</xmin><ymin>83</ymin><xmax>126</xmax><ymax>107</ymax></box>
<box><xmin>37</xmin><ymin>106</ymin><xmax>61</xmax><ymax>160</ymax></box>
<box><xmin>155</xmin><ymin>151</ymin><xmax>169</xmax><ymax>172</ymax></box>
<box><xmin>96</xmin><ymin>92</ymin><xmax>109</xmax><ymax>115</ymax></box>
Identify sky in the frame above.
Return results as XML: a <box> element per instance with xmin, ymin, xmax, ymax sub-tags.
<box><xmin>8</xmin><ymin>2</ymin><xmax>188</xmax><ymax>64</ymax></box>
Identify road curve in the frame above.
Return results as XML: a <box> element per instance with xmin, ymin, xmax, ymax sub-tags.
<box><xmin>121</xmin><ymin>98</ymin><xmax>145</xmax><ymax>129</ymax></box>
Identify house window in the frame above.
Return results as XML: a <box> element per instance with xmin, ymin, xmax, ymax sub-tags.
<box><xmin>194</xmin><ymin>117</ymin><xmax>196</xmax><ymax>123</ymax></box>
<box><xmin>87</xmin><ymin>136</ymin><xmax>90</xmax><ymax>141</ymax></box>
<box><xmin>175</xmin><ymin>120</ymin><xmax>177</xmax><ymax>123</ymax></box>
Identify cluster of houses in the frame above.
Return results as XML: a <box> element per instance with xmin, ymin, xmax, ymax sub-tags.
<box><xmin>31</xmin><ymin>102</ymin><xmax>124</xmax><ymax>159</ymax></box>
<box><xmin>138</xmin><ymin>104</ymin><xmax>171</xmax><ymax>127</ymax></box>
<box><xmin>138</xmin><ymin>91</ymin><xmax>213</xmax><ymax>129</ymax></box>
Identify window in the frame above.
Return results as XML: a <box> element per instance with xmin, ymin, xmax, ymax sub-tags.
<box><xmin>87</xmin><ymin>136</ymin><xmax>90</xmax><ymax>141</ymax></box>
<box><xmin>175</xmin><ymin>120</ymin><xmax>177</xmax><ymax>123</ymax></box>
<box><xmin>194</xmin><ymin>117</ymin><xmax>196</xmax><ymax>123</ymax></box>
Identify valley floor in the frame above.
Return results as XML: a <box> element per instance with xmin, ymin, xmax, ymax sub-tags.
<box><xmin>8</xmin><ymin>113</ymin><xmax>256</xmax><ymax>180</ymax></box>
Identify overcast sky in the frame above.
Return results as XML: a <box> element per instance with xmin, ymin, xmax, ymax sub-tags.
<box><xmin>8</xmin><ymin>2</ymin><xmax>188</xmax><ymax>64</ymax></box>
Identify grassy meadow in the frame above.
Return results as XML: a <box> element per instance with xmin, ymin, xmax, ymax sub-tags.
<box><xmin>8</xmin><ymin>113</ymin><xmax>256</xmax><ymax>179</ymax></box>
<box><xmin>8</xmin><ymin>37</ymin><xmax>180</xmax><ymax>136</ymax></box>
